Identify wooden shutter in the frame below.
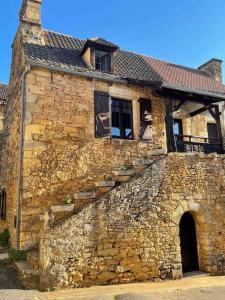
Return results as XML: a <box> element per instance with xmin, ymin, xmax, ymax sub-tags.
<box><xmin>0</xmin><ymin>189</ymin><xmax>6</xmax><ymax>220</ymax></box>
<box><xmin>94</xmin><ymin>91</ymin><xmax>110</xmax><ymax>138</ymax></box>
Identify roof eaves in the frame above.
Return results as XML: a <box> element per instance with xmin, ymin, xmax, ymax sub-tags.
<box><xmin>162</xmin><ymin>82</ymin><xmax>225</xmax><ymax>101</ymax></box>
<box><xmin>27</xmin><ymin>60</ymin><xmax>128</xmax><ymax>84</ymax></box>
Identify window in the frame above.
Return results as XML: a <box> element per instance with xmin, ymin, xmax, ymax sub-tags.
<box><xmin>111</xmin><ymin>98</ymin><xmax>133</xmax><ymax>139</ymax></box>
<box><xmin>95</xmin><ymin>50</ymin><xmax>110</xmax><ymax>72</ymax></box>
<box><xmin>173</xmin><ymin>119</ymin><xmax>183</xmax><ymax>136</ymax></box>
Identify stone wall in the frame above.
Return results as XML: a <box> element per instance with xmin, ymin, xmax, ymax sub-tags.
<box><xmin>39</xmin><ymin>153</ymin><xmax>225</xmax><ymax>290</ymax></box>
<box><xmin>0</xmin><ymin>28</ymin><xmax>26</xmax><ymax>245</ymax></box>
<box><xmin>18</xmin><ymin>68</ymin><xmax>167</xmax><ymax>249</ymax></box>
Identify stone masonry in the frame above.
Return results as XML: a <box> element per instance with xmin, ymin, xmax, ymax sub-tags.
<box><xmin>39</xmin><ymin>153</ymin><xmax>225</xmax><ymax>290</ymax></box>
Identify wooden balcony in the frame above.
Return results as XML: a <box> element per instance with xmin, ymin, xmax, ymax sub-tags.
<box><xmin>174</xmin><ymin>134</ymin><xmax>224</xmax><ymax>154</ymax></box>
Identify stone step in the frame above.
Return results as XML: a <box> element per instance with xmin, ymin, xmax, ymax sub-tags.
<box><xmin>114</xmin><ymin>175</ymin><xmax>131</xmax><ymax>183</ymax></box>
<box><xmin>15</xmin><ymin>261</ymin><xmax>40</xmax><ymax>290</ymax></box>
<box><xmin>134</xmin><ymin>158</ymin><xmax>153</xmax><ymax>166</ymax></box>
<box><xmin>74</xmin><ymin>191</ymin><xmax>96</xmax><ymax>200</ymax></box>
<box><xmin>113</xmin><ymin>169</ymin><xmax>135</xmax><ymax>176</ymax></box>
<box><xmin>27</xmin><ymin>250</ymin><xmax>39</xmax><ymax>270</ymax></box>
<box><xmin>50</xmin><ymin>204</ymin><xmax>75</xmax><ymax>213</ymax></box>
<box><xmin>95</xmin><ymin>187</ymin><xmax>112</xmax><ymax>197</ymax></box>
<box><xmin>95</xmin><ymin>181</ymin><xmax>116</xmax><ymax>187</ymax></box>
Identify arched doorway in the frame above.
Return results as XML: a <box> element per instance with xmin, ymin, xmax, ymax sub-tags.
<box><xmin>179</xmin><ymin>212</ymin><xmax>199</xmax><ymax>273</ymax></box>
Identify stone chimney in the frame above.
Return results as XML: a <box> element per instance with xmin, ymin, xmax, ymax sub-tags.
<box><xmin>19</xmin><ymin>0</ymin><xmax>43</xmax><ymax>44</ymax></box>
<box><xmin>198</xmin><ymin>58</ymin><xmax>223</xmax><ymax>82</ymax></box>
<box><xmin>19</xmin><ymin>0</ymin><xmax>42</xmax><ymax>26</ymax></box>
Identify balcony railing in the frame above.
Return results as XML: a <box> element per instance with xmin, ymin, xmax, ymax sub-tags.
<box><xmin>174</xmin><ymin>134</ymin><xmax>224</xmax><ymax>154</ymax></box>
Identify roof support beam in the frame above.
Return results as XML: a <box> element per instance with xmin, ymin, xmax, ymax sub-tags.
<box><xmin>173</xmin><ymin>100</ymin><xmax>186</xmax><ymax>112</ymax></box>
<box><xmin>209</xmin><ymin>105</ymin><xmax>222</xmax><ymax>139</ymax></box>
<box><xmin>189</xmin><ymin>106</ymin><xmax>209</xmax><ymax>117</ymax></box>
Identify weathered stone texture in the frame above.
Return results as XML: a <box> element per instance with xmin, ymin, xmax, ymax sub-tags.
<box><xmin>39</xmin><ymin>153</ymin><xmax>225</xmax><ymax>290</ymax></box>
<box><xmin>0</xmin><ymin>24</ymin><xmax>27</xmax><ymax>244</ymax></box>
<box><xmin>18</xmin><ymin>68</ymin><xmax>167</xmax><ymax>248</ymax></box>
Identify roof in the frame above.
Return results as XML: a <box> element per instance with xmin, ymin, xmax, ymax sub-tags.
<box><xmin>0</xmin><ymin>83</ymin><xmax>8</xmax><ymax>105</ymax></box>
<box><xmin>81</xmin><ymin>37</ymin><xmax>119</xmax><ymax>55</ymax></box>
<box><xmin>23</xmin><ymin>29</ymin><xmax>225</xmax><ymax>97</ymax></box>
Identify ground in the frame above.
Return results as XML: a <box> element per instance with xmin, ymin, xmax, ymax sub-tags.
<box><xmin>0</xmin><ymin>265</ymin><xmax>224</xmax><ymax>300</ymax></box>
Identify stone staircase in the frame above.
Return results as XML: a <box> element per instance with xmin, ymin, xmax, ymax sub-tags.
<box><xmin>15</xmin><ymin>255</ymin><xmax>40</xmax><ymax>290</ymax></box>
<box><xmin>15</xmin><ymin>150</ymin><xmax>166</xmax><ymax>290</ymax></box>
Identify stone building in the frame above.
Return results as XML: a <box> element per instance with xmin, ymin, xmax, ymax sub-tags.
<box><xmin>0</xmin><ymin>0</ymin><xmax>224</xmax><ymax>291</ymax></box>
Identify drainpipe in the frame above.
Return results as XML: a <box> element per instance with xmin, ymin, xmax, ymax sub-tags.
<box><xmin>16</xmin><ymin>65</ymin><xmax>30</xmax><ymax>250</ymax></box>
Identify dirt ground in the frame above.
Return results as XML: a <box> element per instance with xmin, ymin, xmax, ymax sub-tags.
<box><xmin>0</xmin><ymin>269</ymin><xmax>224</xmax><ymax>300</ymax></box>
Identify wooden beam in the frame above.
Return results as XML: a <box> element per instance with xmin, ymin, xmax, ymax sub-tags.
<box><xmin>190</xmin><ymin>106</ymin><xmax>209</xmax><ymax>117</ymax></box>
<box><xmin>165</xmin><ymin>98</ymin><xmax>176</xmax><ymax>152</ymax></box>
<box><xmin>154</xmin><ymin>89</ymin><xmax>221</xmax><ymax>105</ymax></box>
<box><xmin>214</xmin><ymin>105</ymin><xmax>222</xmax><ymax>139</ymax></box>
<box><xmin>173</xmin><ymin>100</ymin><xmax>186</xmax><ymax>112</ymax></box>
<box><xmin>208</xmin><ymin>108</ymin><xmax>217</xmax><ymax>120</ymax></box>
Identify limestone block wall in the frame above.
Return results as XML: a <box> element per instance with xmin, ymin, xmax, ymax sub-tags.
<box><xmin>0</xmin><ymin>26</ymin><xmax>27</xmax><ymax>245</ymax></box>
<box><xmin>18</xmin><ymin>68</ymin><xmax>167</xmax><ymax>249</ymax></box>
<box><xmin>39</xmin><ymin>153</ymin><xmax>225</xmax><ymax>290</ymax></box>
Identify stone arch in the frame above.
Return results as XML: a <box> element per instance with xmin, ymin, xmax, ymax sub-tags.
<box><xmin>171</xmin><ymin>200</ymin><xmax>212</xmax><ymax>274</ymax></box>
<box><xmin>179</xmin><ymin>212</ymin><xmax>199</xmax><ymax>272</ymax></box>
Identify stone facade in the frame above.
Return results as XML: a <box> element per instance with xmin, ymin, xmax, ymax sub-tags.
<box><xmin>12</xmin><ymin>68</ymin><xmax>167</xmax><ymax>249</ymax></box>
<box><xmin>39</xmin><ymin>153</ymin><xmax>225</xmax><ymax>290</ymax></box>
<box><xmin>0</xmin><ymin>3</ymin><xmax>225</xmax><ymax>294</ymax></box>
<box><xmin>2</xmin><ymin>63</ymin><xmax>219</xmax><ymax>249</ymax></box>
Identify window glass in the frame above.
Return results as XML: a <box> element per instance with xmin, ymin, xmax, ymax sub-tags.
<box><xmin>95</xmin><ymin>50</ymin><xmax>110</xmax><ymax>72</ymax></box>
<box><xmin>111</xmin><ymin>98</ymin><xmax>133</xmax><ymax>139</ymax></box>
<box><xmin>173</xmin><ymin>119</ymin><xmax>183</xmax><ymax>135</ymax></box>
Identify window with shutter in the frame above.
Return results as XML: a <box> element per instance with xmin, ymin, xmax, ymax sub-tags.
<box><xmin>94</xmin><ymin>91</ymin><xmax>110</xmax><ymax>138</ymax></box>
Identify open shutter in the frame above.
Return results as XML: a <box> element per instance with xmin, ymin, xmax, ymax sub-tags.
<box><xmin>94</xmin><ymin>91</ymin><xmax>110</xmax><ymax>138</ymax></box>
<box><xmin>0</xmin><ymin>189</ymin><xmax>6</xmax><ymax>220</ymax></box>
<box><xmin>139</xmin><ymin>98</ymin><xmax>152</xmax><ymax>140</ymax></box>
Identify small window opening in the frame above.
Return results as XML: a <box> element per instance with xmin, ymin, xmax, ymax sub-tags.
<box><xmin>95</xmin><ymin>50</ymin><xmax>110</xmax><ymax>72</ymax></box>
<box><xmin>111</xmin><ymin>98</ymin><xmax>133</xmax><ymax>139</ymax></box>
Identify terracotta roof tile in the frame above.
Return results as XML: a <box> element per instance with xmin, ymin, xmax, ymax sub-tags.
<box><xmin>23</xmin><ymin>29</ymin><xmax>225</xmax><ymax>96</ymax></box>
<box><xmin>143</xmin><ymin>56</ymin><xmax>225</xmax><ymax>94</ymax></box>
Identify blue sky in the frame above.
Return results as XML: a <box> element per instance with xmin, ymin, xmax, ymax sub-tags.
<box><xmin>1</xmin><ymin>0</ymin><xmax>225</xmax><ymax>83</ymax></box>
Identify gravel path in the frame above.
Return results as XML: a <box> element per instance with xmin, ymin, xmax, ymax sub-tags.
<box><xmin>0</xmin><ymin>286</ymin><xmax>224</xmax><ymax>300</ymax></box>
<box><xmin>0</xmin><ymin>266</ymin><xmax>224</xmax><ymax>300</ymax></box>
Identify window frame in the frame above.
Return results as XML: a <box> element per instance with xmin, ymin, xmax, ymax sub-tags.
<box><xmin>94</xmin><ymin>50</ymin><xmax>111</xmax><ymax>73</ymax></box>
<box><xmin>111</xmin><ymin>98</ymin><xmax>134</xmax><ymax>140</ymax></box>
<box><xmin>173</xmin><ymin>118</ymin><xmax>183</xmax><ymax>136</ymax></box>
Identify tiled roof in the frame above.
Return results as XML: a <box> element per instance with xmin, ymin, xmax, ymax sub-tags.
<box><xmin>0</xmin><ymin>83</ymin><xmax>8</xmax><ymax>105</ymax></box>
<box><xmin>143</xmin><ymin>56</ymin><xmax>225</xmax><ymax>95</ymax></box>
<box><xmin>23</xmin><ymin>29</ymin><xmax>225</xmax><ymax>96</ymax></box>
<box><xmin>87</xmin><ymin>37</ymin><xmax>119</xmax><ymax>49</ymax></box>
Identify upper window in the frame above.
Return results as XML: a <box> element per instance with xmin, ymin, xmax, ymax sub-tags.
<box><xmin>112</xmin><ymin>98</ymin><xmax>133</xmax><ymax>140</ymax></box>
<box><xmin>95</xmin><ymin>50</ymin><xmax>110</xmax><ymax>72</ymax></box>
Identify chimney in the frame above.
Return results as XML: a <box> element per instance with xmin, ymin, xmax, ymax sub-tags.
<box><xmin>19</xmin><ymin>0</ymin><xmax>42</xmax><ymax>26</ymax></box>
<box><xmin>18</xmin><ymin>0</ymin><xmax>43</xmax><ymax>45</ymax></box>
<box><xmin>198</xmin><ymin>58</ymin><xmax>223</xmax><ymax>82</ymax></box>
